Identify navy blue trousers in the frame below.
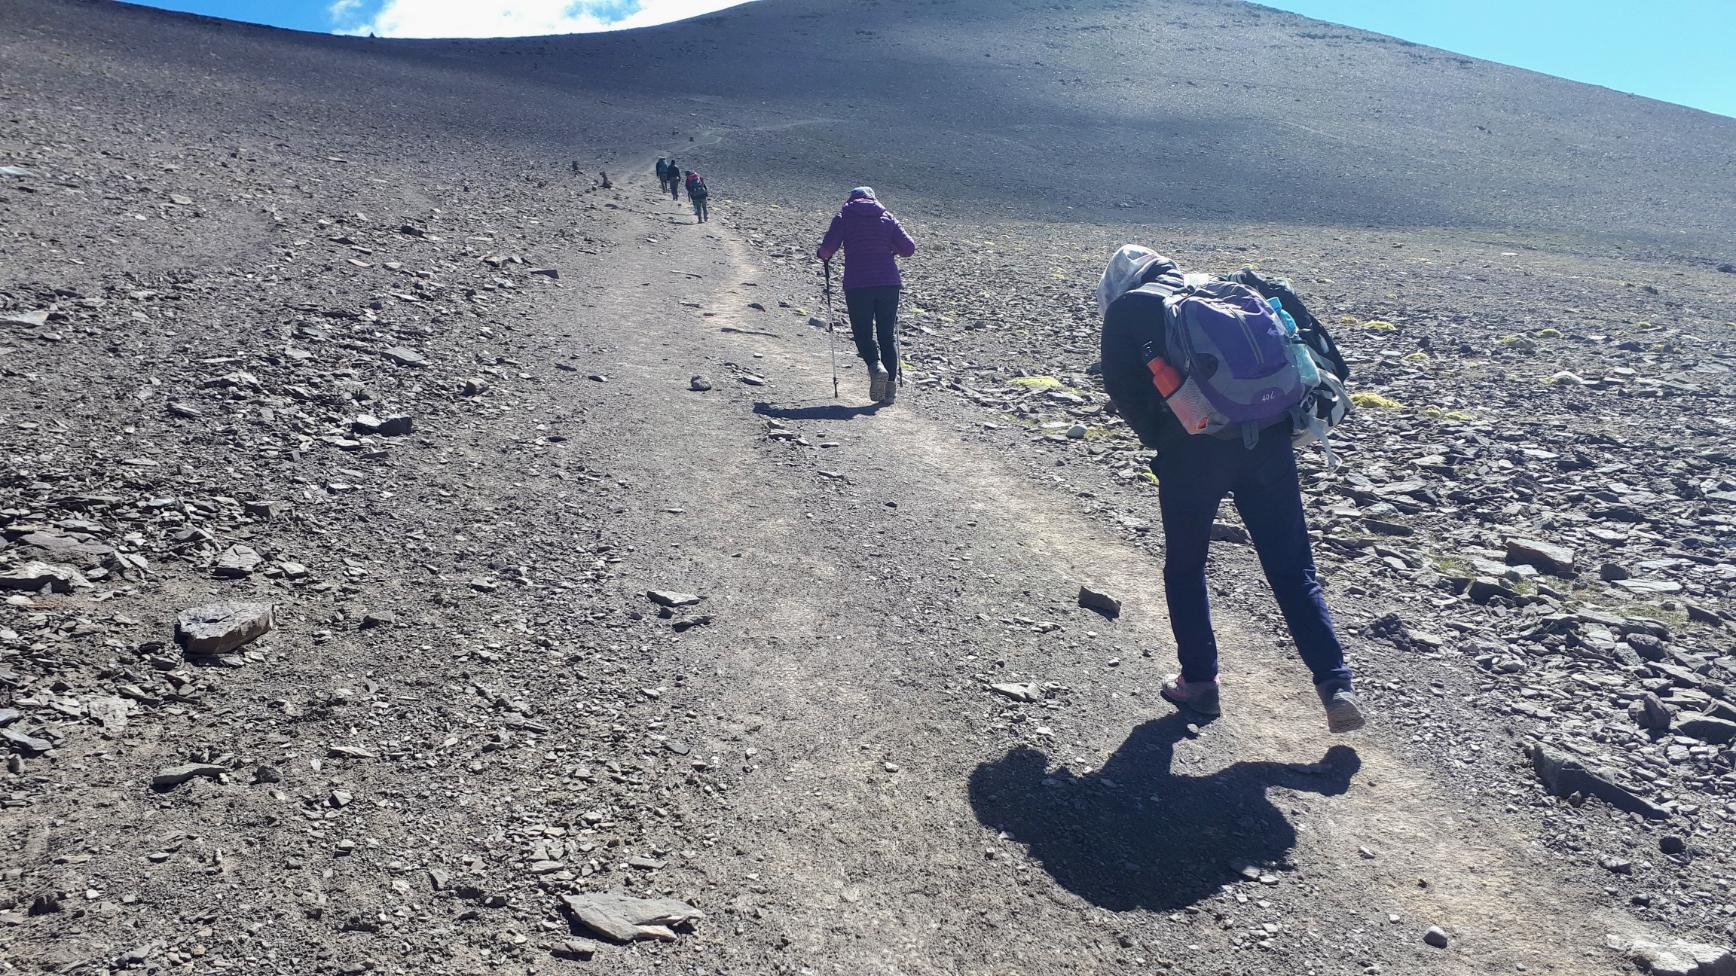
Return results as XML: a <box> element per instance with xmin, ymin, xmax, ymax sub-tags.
<box><xmin>1153</xmin><ymin>427</ymin><xmax>1353</xmax><ymax>690</ymax></box>
<box><xmin>844</xmin><ymin>285</ymin><xmax>900</xmax><ymax>381</ymax></box>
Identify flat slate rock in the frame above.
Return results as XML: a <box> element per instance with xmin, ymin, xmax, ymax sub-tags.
<box><xmin>1362</xmin><ymin>518</ymin><xmax>1414</xmax><ymax>537</ymax></box>
<box><xmin>87</xmin><ymin>696</ymin><xmax>130</xmax><ymax>731</ymax></box>
<box><xmin>2</xmin><ymin>728</ymin><xmax>53</xmax><ymax>755</ymax></box>
<box><xmin>1505</xmin><ymin>537</ymin><xmax>1576</xmax><ymax>577</ymax></box>
<box><xmin>551</xmin><ymin>938</ymin><xmax>598</xmax><ymax>960</ymax></box>
<box><xmin>1625</xmin><ymin>938</ymin><xmax>1736</xmax><ymax>976</ymax></box>
<box><xmin>1617</xmin><ymin>578</ymin><xmax>1683</xmax><ymax>594</ymax></box>
<box><xmin>152</xmin><ymin>763</ymin><xmax>226</xmax><ymax>790</ymax></box>
<box><xmin>1077</xmin><ymin>585</ymin><xmax>1121</xmax><ymax>619</ymax></box>
<box><xmin>1677</xmin><ymin>716</ymin><xmax>1736</xmax><ymax>745</ymax></box>
<box><xmin>382</xmin><ymin>345</ymin><xmax>427</xmax><ymax>367</ymax></box>
<box><xmin>0</xmin><ymin>560</ymin><xmax>89</xmax><ymax>593</ymax></box>
<box><xmin>327</xmin><ymin>745</ymin><xmax>378</xmax><ymax>760</ymax></box>
<box><xmin>557</xmin><ymin>892</ymin><xmax>704</xmax><ymax>943</ymax></box>
<box><xmin>353</xmin><ymin>413</ymin><xmax>413</xmax><ymax>436</ymax></box>
<box><xmin>1468</xmin><ymin>577</ymin><xmax>1523</xmax><ymax>604</ymax></box>
<box><xmin>214</xmin><ymin>544</ymin><xmax>263</xmax><ymax>578</ymax></box>
<box><xmin>175</xmin><ymin>603</ymin><xmax>275</xmax><ymax>656</ymax></box>
<box><xmin>1526</xmin><ymin>741</ymin><xmax>1668</xmax><ymax>820</ymax></box>
<box><xmin>14</xmin><ymin>532</ymin><xmax>114</xmax><ymax>568</ymax></box>
<box><xmin>646</xmin><ymin>590</ymin><xmax>701</xmax><ymax>608</ymax></box>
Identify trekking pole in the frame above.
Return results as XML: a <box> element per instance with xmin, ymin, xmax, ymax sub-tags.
<box><xmin>895</xmin><ymin>292</ymin><xmax>905</xmax><ymax>392</ymax></box>
<box><xmin>823</xmin><ymin>259</ymin><xmax>840</xmax><ymax>399</ymax></box>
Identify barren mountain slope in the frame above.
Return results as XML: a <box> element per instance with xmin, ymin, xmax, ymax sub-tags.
<box><xmin>29</xmin><ymin>0</ymin><xmax>1736</xmax><ymax>254</ymax></box>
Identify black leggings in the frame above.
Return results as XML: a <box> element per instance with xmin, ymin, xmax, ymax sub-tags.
<box><xmin>844</xmin><ymin>286</ymin><xmax>900</xmax><ymax>380</ymax></box>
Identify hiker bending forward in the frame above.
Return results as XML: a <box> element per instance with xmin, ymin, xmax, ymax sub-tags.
<box><xmin>1096</xmin><ymin>245</ymin><xmax>1365</xmax><ymax>733</ymax></box>
<box><xmin>816</xmin><ymin>187</ymin><xmax>916</xmax><ymax>405</ymax></box>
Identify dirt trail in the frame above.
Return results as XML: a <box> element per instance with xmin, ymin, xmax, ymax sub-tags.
<box><xmin>521</xmin><ymin>184</ymin><xmax>1642</xmax><ymax>973</ymax></box>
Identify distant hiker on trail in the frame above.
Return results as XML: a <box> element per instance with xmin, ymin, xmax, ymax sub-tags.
<box><xmin>686</xmin><ymin>171</ymin><xmax>709</xmax><ymax>223</ymax></box>
<box><xmin>656</xmin><ymin>157</ymin><xmax>669</xmax><ymax>190</ymax></box>
<box><xmin>667</xmin><ymin>162</ymin><xmax>682</xmax><ymax>201</ymax></box>
<box><xmin>1096</xmin><ymin>244</ymin><xmax>1365</xmax><ymax>734</ymax></box>
<box><xmin>816</xmin><ymin>186</ymin><xmax>917</xmax><ymax>404</ymax></box>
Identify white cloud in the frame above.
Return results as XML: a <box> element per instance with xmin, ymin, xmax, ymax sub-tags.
<box><xmin>334</xmin><ymin>0</ymin><xmax>757</xmax><ymax>38</ymax></box>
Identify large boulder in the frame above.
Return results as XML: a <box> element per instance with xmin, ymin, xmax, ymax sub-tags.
<box><xmin>1677</xmin><ymin>716</ymin><xmax>1736</xmax><ymax>745</ymax></box>
<box><xmin>175</xmin><ymin>603</ymin><xmax>275</xmax><ymax>656</ymax></box>
<box><xmin>1077</xmin><ymin>585</ymin><xmax>1121</xmax><ymax>619</ymax></box>
<box><xmin>1505</xmin><ymin>538</ymin><xmax>1576</xmax><ymax>577</ymax></box>
<box><xmin>14</xmin><ymin>531</ymin><xmax>115</xmax><ymax>569</ymax></box>
<box><xmin>1628</xmin><ymin>939</ymin><xmax>1736</xmax><ymax>976</ymax></box>
<box><xmin>557</xmin><ymin>892</ymin><xmax>704</xmax><ymax>943</ymax></box>
<box><xmin>0</xmin><ymin>561</ymin><xmax>89</xmax><ymax>593</ymax></box>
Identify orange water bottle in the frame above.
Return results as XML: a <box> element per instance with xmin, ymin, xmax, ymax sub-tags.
<box><xmin>1144</xmin><ymin>346</ymin><xmax>1183</xmax><ymax>397</ymax></box>
<box><xmin>1144</xmin><ymin>347</ymin><xmax>1213</xmax><ymax>433</ymax></box>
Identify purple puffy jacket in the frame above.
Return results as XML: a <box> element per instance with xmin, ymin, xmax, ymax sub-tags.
<box><xmin>817</xmin><ymin>197</ymin><xmax>917</xmax><ymax>290</ymax></box>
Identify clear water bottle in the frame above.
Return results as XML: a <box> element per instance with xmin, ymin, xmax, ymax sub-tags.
<box><xmin>1269</xmin><ymin>297</ymin><xmax>1320</xmax><ymax>388</ymax></box>
<box><xmin>1165</xmin><ymin>375</ymin><xmax>1218</xmax><ymax>435</ymax></box>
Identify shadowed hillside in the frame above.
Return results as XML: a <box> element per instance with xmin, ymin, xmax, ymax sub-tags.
<box><xmin>18</xmin><ymin>0</ymin><xmax>1736</xmax><ymax>258</ymax></box>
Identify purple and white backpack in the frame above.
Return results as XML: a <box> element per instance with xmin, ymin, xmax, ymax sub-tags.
<box><xmin>1160</xmin><ymin>277</ymin><xmax>1310</xmax><ymax>447</ymax></box>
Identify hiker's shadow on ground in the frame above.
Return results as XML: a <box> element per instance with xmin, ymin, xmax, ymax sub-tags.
<box><xmin>968</xmin><ymin>713</ymin><xmax>1360</xmax><ymax>912</ymax></box>
<box><xmin>752</xmin><ymin>401</ymin><xmax>881</xmax><ymax>422</ymax></box>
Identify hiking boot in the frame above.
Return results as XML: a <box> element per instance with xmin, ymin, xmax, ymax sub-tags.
<box><xmin>880</xmin><ymin>373</ymin><xmax>898</xmax><ymax>404</ymax></box>
<box><xmin>868</xmin><ymin>363</ymin><xmax>889</xmax><ymax>402</ymax></box>
<box><xmin>1161</xmin><ymin>675</ymin><xmax>1221</xmax><ymax>718</ymax></box>
<box><xmin>1319</xmin><ymin>684</ymin><xmax>1366</xmax><ymax>733</ymax></box>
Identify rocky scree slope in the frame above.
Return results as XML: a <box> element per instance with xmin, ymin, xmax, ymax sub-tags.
<box><xmin>0</xmin><ymin>65</ymin><xmax>728</xmax><ymax>971</ymax></box>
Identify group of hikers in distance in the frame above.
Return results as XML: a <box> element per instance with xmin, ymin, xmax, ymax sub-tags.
<box><xmin>655</xmin><ymin>156</ymin><xmax>709</xmax><ymax>223</ymax></box>
<box><xmin>645</xmin><ymin>165</ymin><xmax>1366</xmax><ymax>734</ymax></box>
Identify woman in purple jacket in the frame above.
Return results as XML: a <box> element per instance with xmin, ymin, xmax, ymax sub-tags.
<box><xmin>817</xmin><ymin>187</ymin><xmax>917</xmax><ymax>404</ymax></box>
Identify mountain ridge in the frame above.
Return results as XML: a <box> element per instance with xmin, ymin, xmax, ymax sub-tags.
<box><xmin>60</xmin><ymin>0</ymin><xmax>1732</xmax><ymax>258</ymax></box>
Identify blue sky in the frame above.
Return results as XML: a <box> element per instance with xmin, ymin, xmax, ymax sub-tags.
<box><xmin>135</xmin><ymin>0</ymin><xmax>754</xmax><ymax>35</ymax></box>
<box><xmin>1260</xmin><ymin>0</ymin><xmax>1733</xmax><ymax>119</ymax></box>
<box><xmin>128</xmin><ymin>0</ymin><xmax>1733</xmax><ymax>118</ymax></box>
